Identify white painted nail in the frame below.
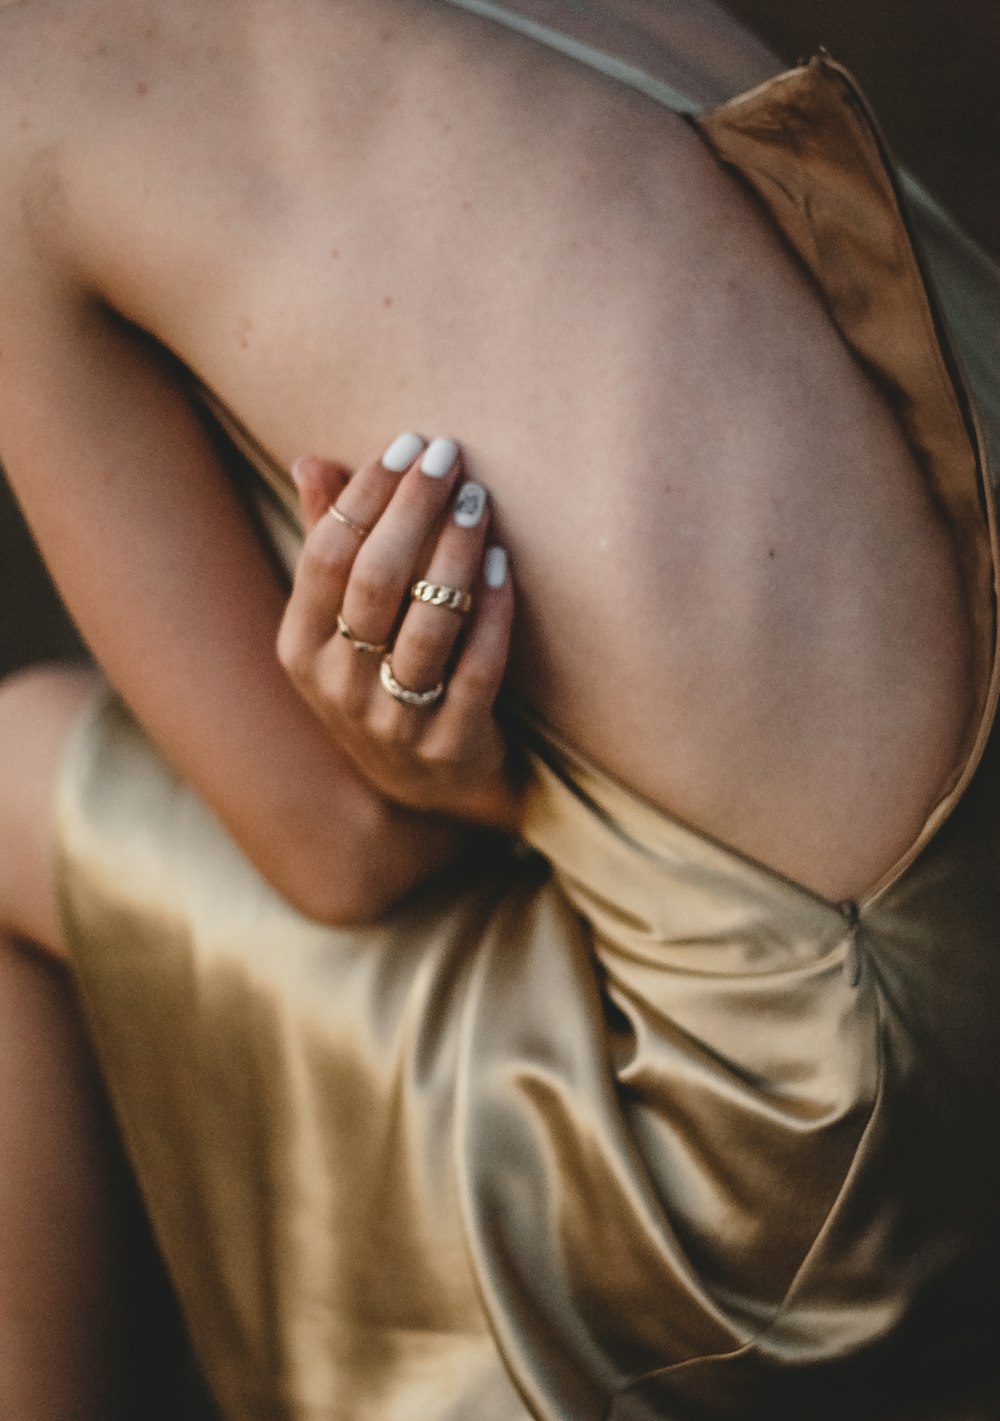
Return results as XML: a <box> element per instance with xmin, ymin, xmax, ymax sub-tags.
<box><xmin>420</xmin><ymin>437</ymin><xmax>458</xmax><ymax>478</ymax></box>
<box><xmin>454</xmin><ymin>482</ymin><xmax>487</xmax><ymax>528</ymax></box>
<box><xmin>382</xmin><ymin>432</ymin><xmax>425</xmax><ymax>472</ymax></box>
<box><xmin>484</xmin><ymin>546</ymin><xmax>508</xmax><ymax>589</ymax></box>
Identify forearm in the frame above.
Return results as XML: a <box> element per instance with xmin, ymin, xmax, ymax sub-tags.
<box><xmin>0</xmin><ymin>278</ymin><xmax>460</xmax><ymax>923</ymax></box>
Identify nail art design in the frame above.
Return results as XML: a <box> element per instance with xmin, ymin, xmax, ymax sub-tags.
<box><xmin>420</xmin><ymin>437</ymin><xmax>458</xmax><ymax>478</ymax></box>
<box><xmin>484</xmin><ymin>546</ymin><xmax>508</xmax><ymax>589</ymax></box>
<box><xmin>454</xmin><ymin>482</ymin><xmax>487</xmax><ymax>528</ymax></box>
<box><xmin>382</xmin><ymin>432</ymin><xmax>425</xmax><ymax>473</ymax></box>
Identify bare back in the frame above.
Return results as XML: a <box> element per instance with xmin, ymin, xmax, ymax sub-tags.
<box><xmin>0</xmin><ymin>0</ymin><xmax>972</xmax><ymax>900</ymax></box>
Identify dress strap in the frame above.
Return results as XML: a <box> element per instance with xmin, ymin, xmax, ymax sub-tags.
<box><xmin>436</xmin><ymin>0</ymin><xmax>705</xmax><ymax>115</ymax></box>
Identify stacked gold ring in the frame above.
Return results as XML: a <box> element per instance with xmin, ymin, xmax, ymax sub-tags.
<box><xmin>410</xmin><ymin>579</ymin><xmax>473</xmax><ymax>615</ymax></box>
<box><xmin>336</xmin><ymin>614</ymin><xmax>388</xmax><ymax>655</ymax></box>
<box><xmin>379</xmin><ymin>656</ymin><xmax>445</xmax><ymax>708</ymax></box>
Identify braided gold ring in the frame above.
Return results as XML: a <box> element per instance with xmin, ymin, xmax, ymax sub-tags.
<box><xmin>336</xmin><ymin>614</ymin><xmax>388</xmax><ymax>655</ymax></box>
<box><xmin>410</xmin><ymin>579</ymin><xmax>473</xmax><ymax>615</ymax></box>
<box><xmin>379</xmin><ymin>655</ymin><xmax>445</xmax><ymax>708</ymax></box>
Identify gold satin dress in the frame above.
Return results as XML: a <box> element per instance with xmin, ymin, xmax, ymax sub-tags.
<box><xmin>55</xmin><ymin>7</ymin><xmax>1000</xmax><ymax>1418</ymax></box>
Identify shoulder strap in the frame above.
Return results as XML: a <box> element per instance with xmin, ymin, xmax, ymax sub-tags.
<box><xmin>437</xmin><ymin>0</ymin><xmax>704</xmax><ymax>114</ymax></box>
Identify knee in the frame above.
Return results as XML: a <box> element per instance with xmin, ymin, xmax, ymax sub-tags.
<box><xmin>0</xmin><ymin>661</ymin><xmax>97</xmax><ymax>731</ymax></box>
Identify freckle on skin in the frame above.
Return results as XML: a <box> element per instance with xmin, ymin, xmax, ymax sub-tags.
<box><xmin>383</xmin><ymin>295</ymin><xmax>393</xmax><ymax>308</ymax></box>
<box><xmin>136</xmin><ymin>80</ymin><xmax>149</xmax><ymax>97</ymax></box>
<box><xmin>769</xmin><ymin>548</ymin><xmax>776</xmax><ymax>559</ymax></box>
<box><xmin>330</xmin><ymin>248</ymin><xmax>340</xmax><ymax>260</ymax></box>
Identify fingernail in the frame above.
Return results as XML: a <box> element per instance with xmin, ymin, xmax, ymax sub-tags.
<box><xmin>454</xmin><ymin>482</ymin><xmax>487</xmax><ymax>528</ymax></box>
<box><xmin>382</xmin><ymin>432</ymin><xmax>425</xmax><ymax>473</ymax></box>
<box><xmin>484</xmin><ymin>546</ymin><xmax>508</xmax><ymax>589</ymax></box>
<box><xmin>420</xmin><ymin>437</ymin><xmax>458</xmax><ymax>479</ymax></box>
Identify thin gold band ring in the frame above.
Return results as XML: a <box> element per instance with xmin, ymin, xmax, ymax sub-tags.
<box><xmin>328</xmin><ymin>505</ymin><xmax>371</xmax><ymax>540</ymax></box>
<box><xmin>336</xmin><ymin>614</ymin><xmax>388</xmax><ymax>655</ymax></box>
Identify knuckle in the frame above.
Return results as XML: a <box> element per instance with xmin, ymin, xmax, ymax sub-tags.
<box><xmin>349</xmin><ymin>561</ymin><xmax>400</xmax><ymax>615</ymax></box>
<box><xmin>322</xmin><ymin>668</ymin><xmax>368</xmax><ymax>720</ymax></box>
<box><xmin>383</xmin><ymin>709</ymin><xmax>421</xmax><ymax>749</ymax></box>
<box><xmin>301</xmin><ymin>530</ymin><xmax>353</xmax><ymax>579</ymax></box>
<box><xmin>276</xmin><ymin>625</ymin><xmax>310</xmax><ymax>684</ymax></box>
<box><xmin>457</xmin><ymin>655</ymin><xmax>498</xmax><ymax>698</ymax></box>
<box><xmin>416</xmin><ymin>736</ymin><xmax>455</xmax><ymax>771</ymax></box>
<box><xmin>401</xmin><ymin>622</ymin><xmax>447</xmax><ymax>664</ymax></box>
<box><xmin>275</xmin><ymin>618</ymin><xmax>296</xmax><ymax>669</ymax></box>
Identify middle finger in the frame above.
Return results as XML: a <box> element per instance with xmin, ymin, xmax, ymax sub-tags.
<box><xmin>389</xmin><ymin>479</ymin><xmax>489</xmax><ymax>694</ymax></box>
<box><xmin>339</xmin><ymin>436</ymin><xmax>463</xmax><ymax>651</ymax></box>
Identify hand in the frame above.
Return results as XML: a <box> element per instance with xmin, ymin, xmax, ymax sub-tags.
<box><xmin>277</xmin><ymin>434</ymin><xmax>522</xmax><ymax>830</ymax></box>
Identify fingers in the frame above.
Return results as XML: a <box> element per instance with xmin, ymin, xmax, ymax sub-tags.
<box><xmin>291</xmin><ymin>456</ymin><xmax>351</xmax><ymax>535</ymax></box>
<box><xmin>338</xmin><ymin>437</ymin><xmax>463</xmax><ymax>652</ymax></box>
<box><xmin>278</xmin><ymin>432</ymin><xmax>426</xmax><ymax>675</ymax></box>
<box><xmin>388</xmin><ymin>478</ymin><xmax>490</xmax><ymax>694</ymax></box>
<box><xmin>437</xmin><ymin>546</ymin><xmax>513</xmax><ymax>745</ymax></box>
<box><xmin>281</xmin><ymin>432</ymin><xmax>516</xmax><ymax>813</ymax></box>
<box><xmin>331</xmin><ymin>431</ymin><xmax>427</xmax><ymax>539</ymax></box>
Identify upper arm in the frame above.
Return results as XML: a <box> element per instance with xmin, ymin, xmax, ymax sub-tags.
<box><xmin>0</xmin><ymin>165</ymin><xmax>455</xmax><ymax>922</ymax></box>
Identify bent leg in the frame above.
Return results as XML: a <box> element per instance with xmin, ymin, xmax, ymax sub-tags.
<box><xmin>0</xmin><ymin>664</ymin><xmax>132</xmax><ymax>1418</ymax></box>
<box><xmin>0</xmin><ymin>937</ymin><xmax>134</xmax><ymax>1419</ymax></box>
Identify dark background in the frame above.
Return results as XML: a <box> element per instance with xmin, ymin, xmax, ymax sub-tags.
<box><xmin>726</xmin><ymin>0</ymin><xmax>1000</xmax><ymax>260</ymax></box>
<box><xmin>3</xmin><ymin>1</ymin><xmax>999</xmax><ymax>677</ymax></box>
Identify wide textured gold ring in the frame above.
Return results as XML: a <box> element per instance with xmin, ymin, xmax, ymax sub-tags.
<box><xmin>327</xmin><ymin>504</ymin><xmax>371</xmax><ymax>540</ymax></box>
<box><xmin>379</xmin><ymin>655</ymin><xmax>445</xmax><ymax>708</ymax></box>
<box><xmin>336</xmin><ymin>614</ymin><xmax>388</xmax><ymax>655</ymax></box>
<box><xmin>410</xmin><ymin>579</ymin><xmax>473</xmax><ymax>615</ymax></box>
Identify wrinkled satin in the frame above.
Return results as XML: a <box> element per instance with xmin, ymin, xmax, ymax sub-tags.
<box><xmin>56</xmin><ymin>43</ymin><xmax>1000</xmax><ymax>1421</ymax></box>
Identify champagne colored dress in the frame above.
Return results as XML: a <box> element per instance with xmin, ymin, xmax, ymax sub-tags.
<box><xmin>56</xmin><ymin>5</ymin><xmax>1000</xmax><ymax>1417</ymax></box>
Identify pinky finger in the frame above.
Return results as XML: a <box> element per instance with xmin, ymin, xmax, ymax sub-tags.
<box><xmin>291</xmin><ymin>456</ymin><xmax>352</xmax><ymax>535</ymax></box>
<box><xmin>441</xmin><ymin>547</ymin><xmax>513</xmax><ymax>737</ymax></box>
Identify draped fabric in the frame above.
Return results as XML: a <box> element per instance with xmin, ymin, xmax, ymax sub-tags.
<box><xmin>56</xmin><ymin>29</ymin><xmax>1000</xmax><ymax>1421</ymax></box>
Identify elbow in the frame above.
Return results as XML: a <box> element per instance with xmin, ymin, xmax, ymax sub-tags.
<box><xmin>258</xmin><ymin>801</ymin><xmax>432</xmax><ymax>928</ymax></box>
<box><xmin>267</xmin><ymin>840</ymin><xmax>401</xmax><ymax>929</ymax></box>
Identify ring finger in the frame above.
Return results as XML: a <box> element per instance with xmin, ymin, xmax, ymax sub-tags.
<box><xmin>388</xmin><ymin>478</ymin><xmax>489</xmax><ymax>696</ymax></box>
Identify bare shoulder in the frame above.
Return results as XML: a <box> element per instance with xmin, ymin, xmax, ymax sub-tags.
<box><xmin>0</xmin><ymin>0</ymin><xmax>256</xmax><ymax>287</ymax></box>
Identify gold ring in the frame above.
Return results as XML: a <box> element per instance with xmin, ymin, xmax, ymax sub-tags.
<box><xmin>379</xmin><ymin>655</ymin><xmax>445</xmax><ymax>708</ymax></box>
<box><xmin>336</xmin><ymin>614</ymin><xmax>388</xmax><ymax>654</ymax></box>
<box><xmin>328</xmin><ymin>505</ymin><xmax>371</xmax><ymax>540</ymax></box>
<box><xmin>410</xmin><ymin>579</ymin><xmax>473</xmax><ymax>615</ymax></box>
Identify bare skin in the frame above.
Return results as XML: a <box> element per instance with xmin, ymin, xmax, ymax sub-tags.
<box><xmin>0</xmin><ymin>0</ymin><xmax>971</xmax><ymax>916</ymax></box>
<box><xmin>280</xmin><ymin>443</ymin><xmax>520</xmax><ymax>827</ymax></box>
<box><xmin>0</xmin><ymin>3</ymin><xmax>977</xmax><ymax>1413</ymax></box>
<box><xmin>0</xmin><ymin>933</ymin><xmax>130</xmax><ymax>1418</ymax></box>
<box><xmin>0</xmin><ymin>670</ymin><xmax>127</xmax><ymax>1417</ymax></box>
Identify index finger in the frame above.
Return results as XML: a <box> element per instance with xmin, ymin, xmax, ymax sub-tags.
<box><xmin>279</xmin><ymin>433</ymin><xmax>426</xmax><ymax>665</ymax></box>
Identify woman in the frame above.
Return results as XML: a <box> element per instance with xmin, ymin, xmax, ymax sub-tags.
<box><xmin>2</xmin><ymin>0</ymin><xmax>1000</xmax><ymax>1416</ymax></box>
